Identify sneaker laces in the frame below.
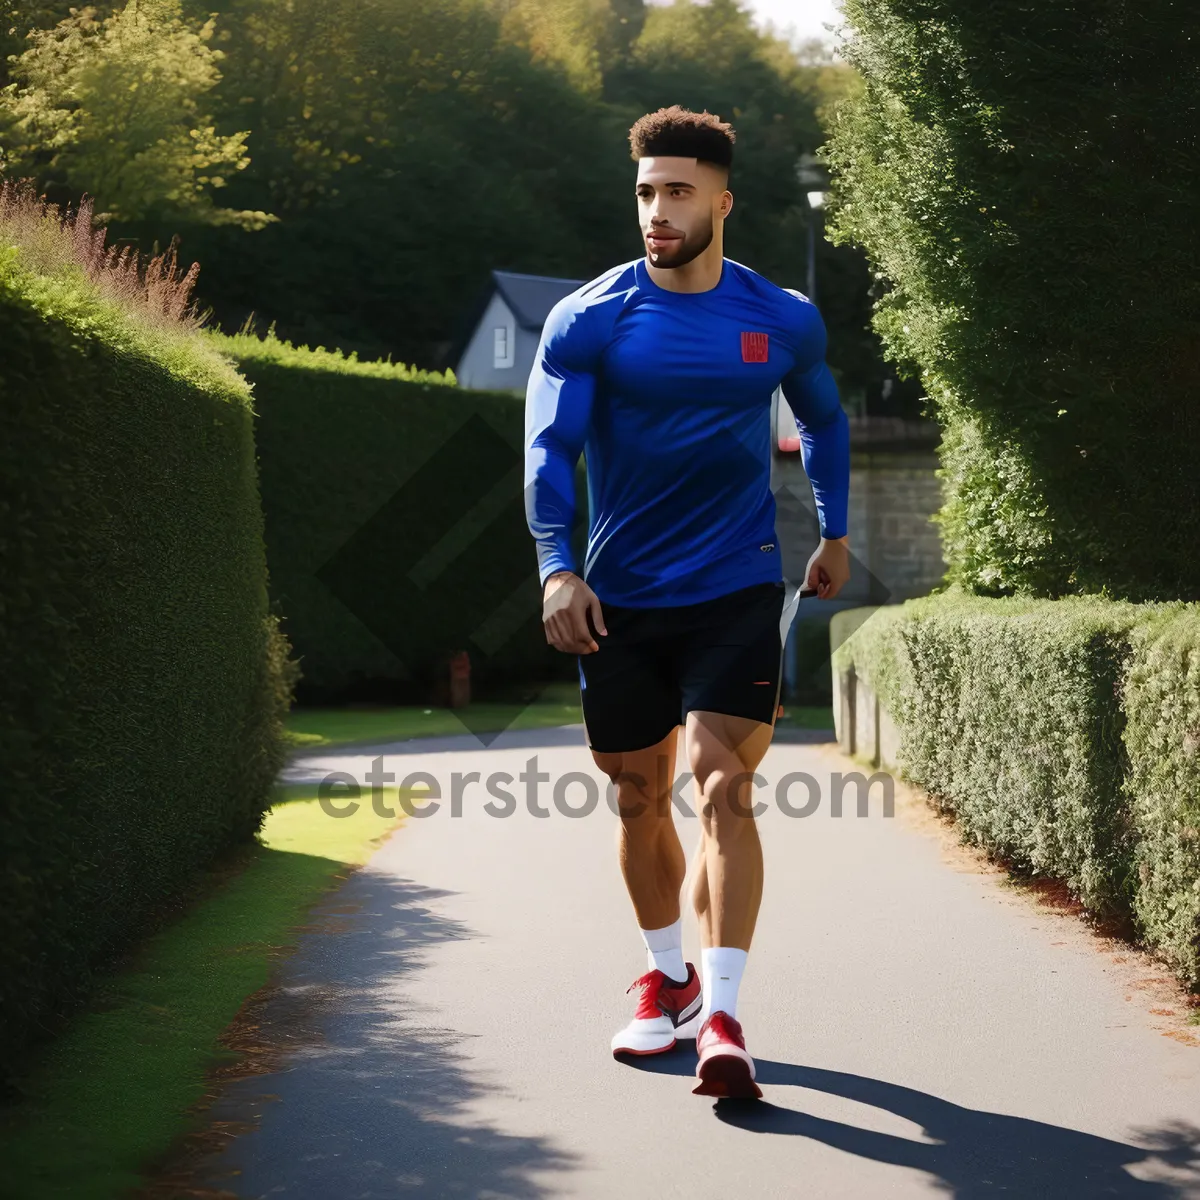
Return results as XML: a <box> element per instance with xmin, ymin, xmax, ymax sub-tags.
<box><xmin>626</xmin><ymin>969</ymin><xmax>665</xmax><ymax>998</ymax></box>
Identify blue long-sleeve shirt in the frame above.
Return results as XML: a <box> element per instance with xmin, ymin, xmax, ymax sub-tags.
<box><xmin>524</xmin><ymin>256</ymin><xmax>850</xmax><ymax>608</ymax></box>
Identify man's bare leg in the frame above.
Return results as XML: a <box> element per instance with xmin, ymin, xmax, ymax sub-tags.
<box><xmin>591</xmin><ymin>726</ymin><xmax>685</xmax><ymax>936</ymax></box>
<box><xmin>686</xmin><ymin>708</ymin><xmax>774</xmax><ymax>1097</ymax></box>
<box><xmin>688</xmin><ymin>709</ymin><xmax>773</xmax><ymax>952</ymax></box>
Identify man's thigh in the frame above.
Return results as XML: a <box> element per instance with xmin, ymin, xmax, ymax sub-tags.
<box><xmin>685</xmin><ymin>709</ymin><xmax>774</xmax><ymax>776</ymax></box>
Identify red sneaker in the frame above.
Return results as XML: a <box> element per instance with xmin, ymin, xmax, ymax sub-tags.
<box><xmin>611</xmin><ymin>964</ymin><xmax>703</xmax><ymax>1057</ymax></box>
<box><xmin>692</xmin><ymin>1010</ymin><xmax>763</xmax><ymax>1099</ymax></box>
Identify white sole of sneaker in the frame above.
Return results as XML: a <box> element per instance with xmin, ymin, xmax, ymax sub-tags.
<box><xmin>611</xmin><ymin>1018</ymin><xmax>677</xmax><ymax>1056</ymax></box>
<box><xmin>612</xmin><ymin>1038</ymin><xmax>676</xmax><ymax>1058</ymax></box>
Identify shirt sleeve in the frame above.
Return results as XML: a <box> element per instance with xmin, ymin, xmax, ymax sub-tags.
<box><xmin>779</xmin><ymin>295</ymin><xmax>850</xmax><ymax>540</ymax></box>
<box><xmin>524</xmin><ymin>295</ymin><xmax>599</xmax><ymax>586</ymax></box>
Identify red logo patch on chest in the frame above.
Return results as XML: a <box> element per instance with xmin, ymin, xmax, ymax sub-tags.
<box><xmin>741</xmin><ymin>331</ymin><xmax>769</xmax><ymax>363</ymax></box>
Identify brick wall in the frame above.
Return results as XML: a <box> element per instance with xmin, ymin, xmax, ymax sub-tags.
<box><xmin>848</xmin><ymin>453</ymin><xmax>946</xmax><ymax>601</ymax></box>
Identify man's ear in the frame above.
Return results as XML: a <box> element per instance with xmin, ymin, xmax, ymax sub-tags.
<box><xmin>718</xmin><ymin>190</ymin><xmax>734</xmax><ymax>219</ymax></box>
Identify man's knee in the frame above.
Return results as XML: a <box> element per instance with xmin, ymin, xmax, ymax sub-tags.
<box><xmin>592</xmin><ymin>745</ymin><xmax>677</xmax><ymax>821</ymax></box>
<box><xmin>694</xmin><ymin>761</ymin><xmax>764</xmax><ymax>837</ymax></box>
<box><xmin>588</xmin><ymin>760</ymin><xmax>654</xmax><ymax>823</ymax></box>
<box><xmin>616</xmin><ymin>779</ymin><xmax>672</xmax><ymax>824</ymax></box>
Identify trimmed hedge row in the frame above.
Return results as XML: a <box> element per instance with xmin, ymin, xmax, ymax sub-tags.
<box><xmin>1</xmin><ymin>249</ymin><xmax>292</xmax><ymax>1069</ymax></box>
<box><xmin>1125</xmin><ymin>610</ymin><xmax>1200</xmax><ymax>984</ymax></box>
<box><xmin>214</xmin><ymin>331</ymin><xmax>580</xmax><ymax>702</ymax></box>
<box><xmin>833</xmin><ymin>591</ymin><xmax>1200</xmax><ymax>988</ymax></box>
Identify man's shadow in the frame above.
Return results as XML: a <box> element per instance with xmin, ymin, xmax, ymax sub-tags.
<box><xmin>624</xmin><ymin>1050</ymin><xmax>1200</xmax><ymax>1198</ymax></box>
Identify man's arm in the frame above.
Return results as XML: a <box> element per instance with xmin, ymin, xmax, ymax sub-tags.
<box><xmin>779</xmin><ymin>301</ymin><xmax>850</xmax><ymax>541</ymax></box>
<box><xmin>524</xmin><ymin>297</ymin><xmax>610</xmax><ymax>652</ymax></box>
<box><xmin>524</xmin><ymin>298</ymin><xmax>597</xmax><ymax>585</ymax></box>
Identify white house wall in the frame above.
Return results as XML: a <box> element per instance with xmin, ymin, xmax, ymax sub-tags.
<box><xmin>455</xmin><ymin>293</ymin><xmax>546</xmax><ymax>394</ymax></box>
<box><xmin>456</xmin><ymin>294</ymin><xmax>521</xmax><ymax>392</ymax></box>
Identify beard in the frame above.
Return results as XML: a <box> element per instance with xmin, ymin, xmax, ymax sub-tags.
<box><xmin>647</xmin><ymin>215</ymin><xmax>714</xmax><ymax>269</ymax></box>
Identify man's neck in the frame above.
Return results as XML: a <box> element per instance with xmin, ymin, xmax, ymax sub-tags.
<box><xmin>645</xmin><ymin>242</ymin><xmax>725</xmax><ymax>294</ymax></box>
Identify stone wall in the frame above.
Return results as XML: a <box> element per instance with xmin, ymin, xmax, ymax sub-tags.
<box><xmin>771</xmin><ymin>418</ymin><xmax>946</xmax><ymax>606</ymax></box>
<box><xmin>772</xmin><ymin>418</ymin><xmax>946</xmax><ymax>703</ymax></box>
<box><xmin>848</xmin><ymin>453</ymin><xmax>945</xmax><ymax>602</ymax></box>
<box><xmin>831</xmin><ymin>648</ymin><xmax>901</xmax><ymax>771</ymax></box>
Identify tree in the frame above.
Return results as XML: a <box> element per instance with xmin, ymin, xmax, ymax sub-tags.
<box><xmin>0</xmin><ymin>0</ymin><xmax>83</xmax><ymax>88</ymax></box>
<box><xmin>825</xmin><ymin>0</ymin><xmax>1200</xmax><ymax>600</ymax></box>
<box><xmin>171</xmin><ymin>0</ymin><xmax>632</xmax><ymax>358</ymax></box>
<box><xmin>0</xmin><ymin>0</ymin><xmax>273</xmax><ymax>228</ymax></box>
<box><xmin>491</xmin><ymin>0</ymin><xmax>611</xmax><ymax>95</ymax></box>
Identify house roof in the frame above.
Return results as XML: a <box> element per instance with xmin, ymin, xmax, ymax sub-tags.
<box><xmin>491</xmin><ymin>270</ymin><xmax>584</xmax><ymax>330</ymax></box>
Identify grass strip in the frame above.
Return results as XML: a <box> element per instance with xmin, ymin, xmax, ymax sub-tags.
<box><xmin>284</xmin><ymin>684</ymin><xmax>585</xmax><ymax>749</ymax></box>
<box><xmin>285</xmin><ymin>691</ymin><xmax>834</xmax><ymax>751</ymax></box>
<box><xmin>776</xmin><ymin>704</ymin><xmax>836</xmax><ymax>731</ymax></box>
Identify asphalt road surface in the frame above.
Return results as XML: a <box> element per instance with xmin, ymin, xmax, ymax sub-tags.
<box><xmin>174</xmin><ymin>726</ymin><xmax>1200</xmax><ymax>1199</ymax></box>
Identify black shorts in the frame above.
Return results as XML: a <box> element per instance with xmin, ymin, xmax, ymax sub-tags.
<box><xmin>578</xmin><ymin>581</ymin><xmax>786</xmax><ymax>754</ymax></box>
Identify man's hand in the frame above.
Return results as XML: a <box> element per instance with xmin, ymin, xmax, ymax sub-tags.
<box><xmin>804</xmin><ymin>536</ymin><xmax>851</xmax><ymax>600</ymax></box>
<box><xmin>542</xmin><ymin>571</ymin><xmax>607</xmax><ymax>654</ymax></box>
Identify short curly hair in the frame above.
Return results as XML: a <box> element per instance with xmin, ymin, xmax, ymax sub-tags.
<box><xmin>628</xmin><ymin>106</ymin><xmax>735</xmax><ymax>170</ymax></box>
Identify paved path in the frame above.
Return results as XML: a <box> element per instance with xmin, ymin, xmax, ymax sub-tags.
<box><xmin>179</xmin><ymin>727</ymin><xmax>1200</xmax><ymax>1199</ymax></box>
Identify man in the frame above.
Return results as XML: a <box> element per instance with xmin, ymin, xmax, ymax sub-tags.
<box><xmin>523</xmin><ymin>106</ymin><xmax>851</xmax><ymax>1100</ymax></box>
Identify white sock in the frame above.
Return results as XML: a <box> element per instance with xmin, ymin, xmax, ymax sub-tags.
<box><xmin>641</xmin><ymin>919</ymin><xmax>688</xmax><ymax>984</ymax></box>
<box><xmin>701</xmin><ymin>947</ymin><xmax>748</xmax><ymax>1021</ymax></box>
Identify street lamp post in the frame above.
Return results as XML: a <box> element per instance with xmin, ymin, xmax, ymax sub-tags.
<box><xmin>796</xmin><ymin>152</ymin><xmax>827</xmax><ymax>303</ymax></box>
<box><xmin>805</xmin><ymin>189</ymin><xmax>825</xmax><ymax>302</ymax></box>
<box><xmin>782</xmin><ymin>156</ymin><xmax>828</xmax><ymax>707</ymax></box>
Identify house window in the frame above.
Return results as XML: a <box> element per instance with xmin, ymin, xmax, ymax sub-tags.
<box><xmin>493</xmin><ymin>323</ymin><xmax>514</xmax><ymax>369</ymax></box>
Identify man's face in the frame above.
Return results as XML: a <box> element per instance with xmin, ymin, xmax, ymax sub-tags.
<box><xmin>635</xmin><ymin>156</ymin><xmax>731</xmax><ymax>269</ymax></box>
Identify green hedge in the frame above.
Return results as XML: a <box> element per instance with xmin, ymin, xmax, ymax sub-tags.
<box><xmin>214</xmin><ymin>331</ymin><xmax>579</xmax><ymax>702</ymax></box>
<box><xmin>1124</xmin><ymin>611</ymin><xmax>1200</xmax><ymax>986</ymax></box>
<box><xmin>834</xmin><ymin>591</ymin><xmax>1200</xmax><ymax>987</ymax></box>
<box><xmin>826</xmin><ymin>2</ymin><xmax>1200</xmax><ymax>600</ymax></box>
<box><xmin>1</xmin><ymin>244</ymin><xmax>292</xmax><ymax>1070</ymax></box>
